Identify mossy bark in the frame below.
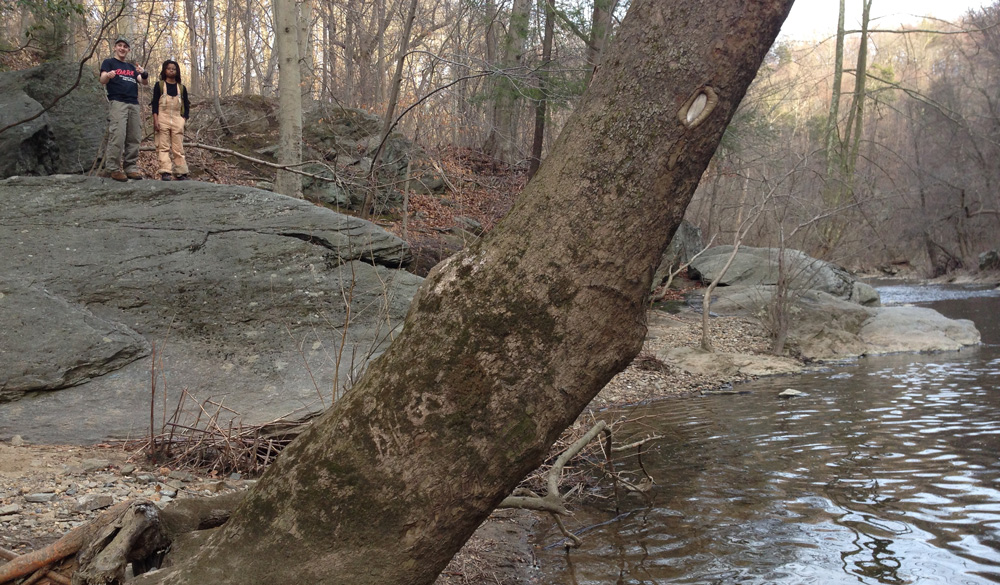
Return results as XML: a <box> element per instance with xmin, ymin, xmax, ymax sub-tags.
<box><xmin>134</xmin><ymin>1</ymin><xmax>795</xmax><ymax>584</ymax></box>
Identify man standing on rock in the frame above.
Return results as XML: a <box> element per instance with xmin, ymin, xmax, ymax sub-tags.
<box><xmin>99</xmin><ymin>38</ymin><xmax>148</xmax><ymax>182</ymax></box>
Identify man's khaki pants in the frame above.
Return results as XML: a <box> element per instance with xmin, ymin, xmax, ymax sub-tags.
<box><xmin>104</xmin><ymin>100</ymin><xmax>141</xmax><ymax>173</ymax></box>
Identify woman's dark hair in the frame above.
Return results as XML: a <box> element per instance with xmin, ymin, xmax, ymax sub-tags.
<box><xmin>159</xmin><ymin>60</ymin><xmax>182</xmax><ymax>83</ymax></box>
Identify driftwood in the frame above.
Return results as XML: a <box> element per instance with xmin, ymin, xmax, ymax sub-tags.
<box><xmin>0</xmin><ymin>492</ymin><xmax>245</xmax><ymax>585</ymax></box>
<box><xmin>498</xmin><ymin>421</ymin><xmax>609</xmax><ymax>547</ymax></box>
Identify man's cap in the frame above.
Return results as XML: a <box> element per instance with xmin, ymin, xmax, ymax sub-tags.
<box><xmin>114</xmin><ymin>37</ymin><xmax>130</xmax><ymax>48</ymax></box>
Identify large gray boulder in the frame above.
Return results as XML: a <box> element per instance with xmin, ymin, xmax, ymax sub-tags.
<box><xmin>679</xmin><ymin>245</ymin><xmax>980</xmax><ymax>360</ymax></box>
<box><xmin>0</xmin><ymin>176</ymin><xmax>422</xmax><ymax>443</ymax></box>
<box><xmin>689</xmin><ymin>246</ymin><xmax>880</xmax><ymax>306</ymax></box>
<box><xmin>0</xmin><ymin>61</ymin><xmax>107</xmax><ymax>177</ymax></box>
<box><xmin>859</xmin><ymin>306</ymin><xmax>981</xmax><ymax>354</ymax></box>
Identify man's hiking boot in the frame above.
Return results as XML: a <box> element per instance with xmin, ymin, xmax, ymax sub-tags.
<box><xmin>126</xmin><ymin>171</ymin><xmax>144</xmax><ymax>180</ymax></box>
<box><xmin>175</xmin><ymin>174</ymin><xmax>189</xmax><ymax>181</ymax></box>
<box><xmin>110</xmin><ymin>171</ymin><xmax>128</xmax><ymax>182</ymax></box>
<box><xmin>161</xmin><ymin>173</ymin><xmax>172</xmax><ymax>181</ymax></box>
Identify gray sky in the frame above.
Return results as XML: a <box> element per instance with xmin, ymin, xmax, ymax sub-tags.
<box><xmin>780</xmin><ymin>0</ymin><xmax>989</xmax><ymax>40</ymax></box>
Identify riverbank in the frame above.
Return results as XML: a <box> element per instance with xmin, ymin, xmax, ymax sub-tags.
<box><xmin>1</xmin><ymin>308</ymin><xmax>790</xmax><ymax>584</ymax></box>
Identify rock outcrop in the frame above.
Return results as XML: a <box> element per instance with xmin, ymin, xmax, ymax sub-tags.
<box><xmin>0</xmin><ymin>61</ymin><xmax>107</xmax><ymax>177</ymax></box>
<box><xmin>0</xmin><ymin>176</ymin><xmax>422</xmax><ymax>443</ymax></box>
<box><xmin>980</xmin><ymin>250</ymin><xmax>1000</xmax><ymax>271</ymax></box>
<box><xmin>187</xmin><ymin>97</ymin><xmax>445</xmax><ymax>209</ymax></box>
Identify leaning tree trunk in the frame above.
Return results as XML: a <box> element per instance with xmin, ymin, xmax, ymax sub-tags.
<box><xmin>134</xmin><ymin>1</ymin><xmax>795</xmax><ymax>584</ymax></box>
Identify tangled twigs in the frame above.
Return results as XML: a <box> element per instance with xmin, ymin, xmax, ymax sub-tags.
<box><xmin>134</xmin><ymin>385</ymin><xmax>319</xmax><ymax>477</ymax></box>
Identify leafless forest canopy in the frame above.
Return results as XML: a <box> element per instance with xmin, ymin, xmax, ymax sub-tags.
<box><xmin>3</xmin><ymin>0</ymin><xmax>999</xmax><ymax>274</ymax></box>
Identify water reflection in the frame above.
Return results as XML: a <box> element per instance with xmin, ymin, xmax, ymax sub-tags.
<box><xmin>539</xmin><ymin>292</ymin><xmax>1000</xmax><ymax>584</ymax></box>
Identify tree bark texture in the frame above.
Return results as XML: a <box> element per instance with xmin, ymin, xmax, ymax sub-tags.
<box><xmin>136</xmin><ymin>1</ymin><xmax>795</xmax><ymax>584</ymax></box>
<box><xmin>272</xmin><ymin>0</ymin><xmax>302</xmax><ymax>197</ymax></box>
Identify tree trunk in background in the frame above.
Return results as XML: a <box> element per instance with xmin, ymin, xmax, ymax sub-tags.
<box><xmin>273</xmin><ymin>0</ymin><xmax>302</xmax><ymax>197</ymax></box>
<box><xmin>206</xmin><ymin>0</ymin><xmax>226</xmax><ymax>122</ymax></box>
<box><xmin>379</xmin><ymin>0</ymin><xmax>418</xmax><ymax>154</ymax></box>
<box><xmin>586</xmin><ymin>0</ymin><xmax>617</xmax><ymax>83</ymax></box>
<box><xmin>343</xmin><ymin>9</ymin><xmax>356</xmax><ymax>100</ymax></box>
<box><xmin>298</xmin><ymin>0</ymin><xmax>315</xmax><ymax>96</ymax></box>
<box><xmin>528</xmin><ymin>0</ymin><xmax>554</xmax><ymax>180</ymax></box>
<box><xmin>483</xmin><ymin>0</ymin><xmax>530</xmax><ymax>164</ymax></box>
<box><xmin>820</xmin><ymin>0</ymin><xmax>871</xmax><ymax>255</ymax></box>
<box><xmin>843</xmin><ymin>0</ymin><xmax>871</xmax><ymax>176</ymax></box>
<box><xmin>261</xmin><ymin>49</ymin><xmax>277</xmax><ymax>97</ymax></box>
<box><xmin>322</xmin><ymin>5</ymin><xmax>339</xmax><ymax>100</ymax></box>
<box><xmin>364</xmin><ymin>0</ymin><xmax>419</xmax><ymax>216</ymax></box>
<box><xmin>221</xmin><ymin>0</ymin><xmax>234</xmax><ymax>94</ymax></box>
<box><xmin>823</xmin><ymin>0</ymin><xmax>846</xmax><ymax>183</ymax></box>
<box><xmin>184</xmin><ymin>0</ymin><xmax>200</xmax><ymax>96</ymax></box>
<box><xmin>241</xmin><ymin>0</ymin><xmax>253</xmax><ymax>95</ymax></box>
<box><xmin>479</xmin><ymin>0</ymin><xmax>499</xmax><ymax>148</ymax></box>
<box><xmin>375</xmin><ymin>0</ymin><xmax>387</xmax><ymax>105</ymax></box>
<box><xmin>134</xmin><ymin>1</ymin><xmax>795</xmax><ymax>584</ymax></box>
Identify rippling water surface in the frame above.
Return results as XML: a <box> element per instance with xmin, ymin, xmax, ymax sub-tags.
<box><xmin>538</xmin><ymin>288</ymin><xmax>1000</xmax><ymax>584</ymax></box>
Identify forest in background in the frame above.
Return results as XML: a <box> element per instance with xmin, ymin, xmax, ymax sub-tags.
<box><xmin>1</xmin><ymin>0</ymin><xmax>998</xmax><ymax>275</ymax></box>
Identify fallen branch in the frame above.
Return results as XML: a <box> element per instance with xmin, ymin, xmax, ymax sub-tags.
<box><xmin>610</xmin><ymin>434</ymin><xmax>664</xmax><ymax>452</ymax></box>
<box><xmin>652</xmin><ymin>233</ymin><xmax>716</xmax><ymax>303</ymax></box>
<box><xmin>135</xmin><ymin>142</ymin><xmax>354</xmax><ymax>186</ymax></box>
<box><xmin>0</xmin><ymin>493</ymin><xmax>246</xmax><ymax>585</ymax></box>
<box><xmin>499</xmin><ymin>420</ymin><xmax>607</xmax><ymax>515</ymax></box>
<box><xmin>499</xmin><ymin>420</ymin><xmax>608</xmax><ymax>548</ymax></box>
<box><xmin>0</xmin><ymin>549</ymin><xmax>70</xmax><ymax>585</ymax></box>
<box><xmin>0</xmin><ymin>501</ymin><xmax>132</xmax><ymax>584</ymax></box>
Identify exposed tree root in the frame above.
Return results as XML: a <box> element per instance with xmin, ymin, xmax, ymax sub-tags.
<box><xmin>0</xmin><ymin>493</ymin><xmax>246</xmax><ymax>585</ymax></box>
<box><xmin>0</xmin><ymin>501</ymin><xmax>132</xmax><ymax>584</ymax></box>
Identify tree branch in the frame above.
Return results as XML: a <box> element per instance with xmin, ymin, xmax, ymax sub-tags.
<box><xmin>498</xmin><ymin>420</ymin><xmax>608</xmax><ymax>517</ymax></box>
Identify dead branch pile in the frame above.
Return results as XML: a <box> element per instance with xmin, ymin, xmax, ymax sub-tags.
<box><xmin>130</xmin><ymin>388</ymin><xmax>320</xmax><ymax>477</ymax></box>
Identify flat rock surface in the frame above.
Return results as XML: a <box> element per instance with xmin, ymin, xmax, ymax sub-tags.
<box><xmin>0</xmin><ymin>175</ymin><xmax>422</xmax><ymax>443</ymax></box>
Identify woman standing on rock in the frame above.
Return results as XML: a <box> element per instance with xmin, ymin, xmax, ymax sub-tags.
<box><xmin>151</xmin><ymin>60</ymin><xmax>191</xmax><ymax>181</ymax></box>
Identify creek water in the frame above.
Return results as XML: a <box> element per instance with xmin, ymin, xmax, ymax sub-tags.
<box><xmin>537</xmin><ymin>284</ymin><xmax>1000</xmax><ymax>585</ymax></box>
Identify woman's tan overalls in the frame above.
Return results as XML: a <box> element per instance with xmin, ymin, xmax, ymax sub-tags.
<box><xmin>155</xmin><ymin>82</ymin><xmax>188</xmax><ymax>176</ymax></box>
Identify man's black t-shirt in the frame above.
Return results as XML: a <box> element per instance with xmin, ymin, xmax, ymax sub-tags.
<box><xmin>100</xmin><ymin>58</ymin><xmax>140</xmax><ymax>105</ymax></box>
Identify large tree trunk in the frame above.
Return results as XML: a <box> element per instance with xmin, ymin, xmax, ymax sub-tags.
<box><xmin>135</xmin><ymin>1</ymin><xmax>794</xmax><ymax>584</ymax></box>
